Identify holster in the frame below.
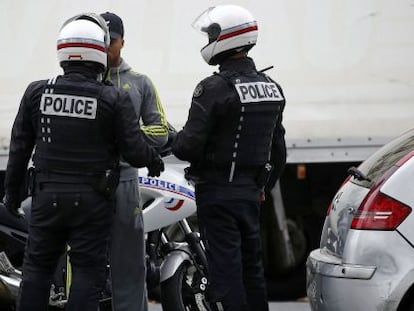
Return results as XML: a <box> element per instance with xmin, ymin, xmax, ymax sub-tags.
<box><xmin>92</xmin><ymin>168</ymin><xmax>120</xmax><ymax>199</ymax></box>
<box><xmin>256</xmin><ymin>163</ymin><xmax>273</xmax><ymax>188</ymax></box>
<box><xmin>184</xmin><ymin>166</ymin><xmax>204</xmax><ymax>184</ymax></box>
<box><xmin>26</xmin><ymin>167</ymin><xmax>36</xmax><ymax>196</ymax></box>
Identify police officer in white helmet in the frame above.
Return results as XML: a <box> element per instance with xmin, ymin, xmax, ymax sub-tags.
<box><xmin>3</xmin><ymin>13</ymin><xmax>164</xmax><ymax>311</ymax></box>
<box><xmin>172</xmin><ymin>5</ymin><xmax>286</xmax><ymax>311</ymax></box>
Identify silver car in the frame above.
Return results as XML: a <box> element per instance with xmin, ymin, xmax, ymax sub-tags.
<box><xmin>306</xmin><ymin>128</ymin><xmax>414</xmax><ymax>311</ymax></box>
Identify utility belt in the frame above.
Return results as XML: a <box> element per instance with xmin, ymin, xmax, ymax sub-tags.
<box><xmin>28</xmin><ymin>167</ymin><xmax>120</xmax><ymax>199</ymax></box>
<box><xmin>186</xmin><ymin>162</ymin><xmax>273</xmax><ymax>187</ymax></box>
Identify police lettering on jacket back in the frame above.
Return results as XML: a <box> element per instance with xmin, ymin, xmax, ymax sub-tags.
<box><xmin>33</xmin><ymin>76</ymin><xmax>118</xmax><ymax>172</ymax></box>
<box><xmin>40</xmin><ymin>93</ymin><xmax>97</xmax><ymax>119</ymax></box>
<box><xmin>208</xmin><ymin>72</ymin><xmax>284</xmax><ymax>169</ymax></box>
<box><xmin>235</xmin><ymin>81</ymin><xmax>283</xmax><ymax>103</ymax></box>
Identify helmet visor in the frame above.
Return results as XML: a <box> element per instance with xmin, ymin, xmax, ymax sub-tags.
<box><xmin>191</xmin><ymin>7</ymin><xmax>221</xmax><ymax>43</ymax></box>
<box><xmin>192</xmin><ymin>7</ymin><xmax>214</xmax><ymax>33</ymax></box>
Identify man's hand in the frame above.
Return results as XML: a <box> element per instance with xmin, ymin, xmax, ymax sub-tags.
<box><xmin>147</xmin><ymin>155</ymin><xmax>165</xmax><ymax>177</ymax></box>
<box><xmin>2</xmin><ymin>194</ymin><xmax>23</xmax><ymax>218</ymax></box>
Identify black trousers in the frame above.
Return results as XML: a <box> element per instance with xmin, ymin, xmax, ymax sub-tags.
<box><xmin>17</xmin><ymin>180</ymin><xmax>113</xmax><ymax>311</ymax></box>
<box><xmin>196</xmin><ymin>182</ymin><xmax>269</xmax><ymax>311</ymax></box>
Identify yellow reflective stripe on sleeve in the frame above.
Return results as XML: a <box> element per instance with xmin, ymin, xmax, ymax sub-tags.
<box><xmin>151</xmin><ymin>80</ymin><xmax>168</xmax><ymax>128</ymax></box>
<box><xmin>141</xmin><ymin>124</ymin><xmax>169</xmax><ymax>136</ymax></box>
<box><xmin>145</xmin><ymin>79</ymin><xmax>168</xmax><ymax>129</ymax></box>
<box><xmin>128</xmin><ymin>70</ymin><xmax>168</xmax><ymax>135</ymax></box>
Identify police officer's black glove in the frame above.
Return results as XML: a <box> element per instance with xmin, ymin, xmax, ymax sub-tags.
<box><xmin>147</xmin><ymin>155</ymin><xmax>165</xmax><ymax>177</ymax></box>
<box><xmin>2</xmin><ymin>194</ymin><xmax>23</xmax><ymax>218</ymax></box>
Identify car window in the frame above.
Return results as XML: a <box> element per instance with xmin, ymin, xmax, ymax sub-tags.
<box><xmin>354</xmin><ymin>129</ymin><xmax>414</xmax><ymax>187</ymax></box>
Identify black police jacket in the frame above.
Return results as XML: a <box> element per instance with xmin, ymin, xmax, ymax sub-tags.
<box><xmin>172</xmin><ymin>57</ymin><xmax>286</xmax><ymax>186</ymax></box>
<box><xmin>4</xmin><ymin>69</ymin><xmax>157</xmax><ymax>197</ymax></box>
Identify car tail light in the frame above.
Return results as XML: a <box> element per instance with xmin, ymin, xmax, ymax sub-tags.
<box><xmin>351</xmin><ymin>183</ymin><xmax>412</xmax><ymax>230</ymax></box>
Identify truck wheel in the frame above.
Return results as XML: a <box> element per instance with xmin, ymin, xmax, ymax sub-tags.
<box><xmin>160</xmin><ymin>261</ymin><xmax>209</xmax><ymax>311</ymax></box>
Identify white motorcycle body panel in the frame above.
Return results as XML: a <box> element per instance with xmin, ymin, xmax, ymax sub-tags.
<box><xmin>139</xmin><ymin>155</ymin><xmax>196</xmax><ymax>233</ymax></box>
<box><xmin>159</xmin><ymin>242</ymin><xmax>192</xmax><ymax>282</ymax></box>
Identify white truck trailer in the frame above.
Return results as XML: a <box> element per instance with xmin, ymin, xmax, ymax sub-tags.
<box><xmin>1</xmin><ymin>0</ymin><xmax>413</xmax><ymax>299</ymax></box>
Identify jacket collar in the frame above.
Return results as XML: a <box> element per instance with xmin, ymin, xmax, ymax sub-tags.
<box><xmin>218</xmin><ymin>56</ymin><xmax>257</xmax><ymax>73</ymax></box>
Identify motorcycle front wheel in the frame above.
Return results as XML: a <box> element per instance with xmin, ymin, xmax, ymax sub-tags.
<box><xmin>160</xmin><ymin>261</ymin><xmax>210</xmax><ymax>311</ymax></box>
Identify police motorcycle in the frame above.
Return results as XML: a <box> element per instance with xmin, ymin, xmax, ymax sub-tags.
<box><xmin>140</xmin><ymin>155</ymin><xmax>210</xmax><ymax>311</ymax></box>
<box><xmin>0</xmin><ymin>151</ymin><xmax>210</xmax><ymax>310</ymax></box>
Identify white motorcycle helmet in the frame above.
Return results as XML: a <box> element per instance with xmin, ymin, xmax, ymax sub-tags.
<box><xmin>192</xmin><ymin>5</ymin><xmax>258</xmax><ymax>65</ymax></box>
<box><xmin>57</xmin><ymin>13</ymin><xmax>110</xmax><ymax>72</ymax></box>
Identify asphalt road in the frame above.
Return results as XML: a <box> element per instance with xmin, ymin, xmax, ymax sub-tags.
<box><xmin>148</xmin><ymin>300</ymin><xmax>312</xmax><ymax>311</ymax></box>
<box><xmin>1</xmin><ymin>299</ymin><xmax>312</xmax><ymax>311</ymax></box>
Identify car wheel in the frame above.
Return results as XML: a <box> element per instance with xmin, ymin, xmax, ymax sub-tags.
<box><xmin>398</xmin><ymin>288</ymin><xmax>414</xmax><ymax>311</ymax></box>
<box><xmin>402</xmin><ymin>300</ymin><xmax>414</xmax><ymax>311</ymax></box>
